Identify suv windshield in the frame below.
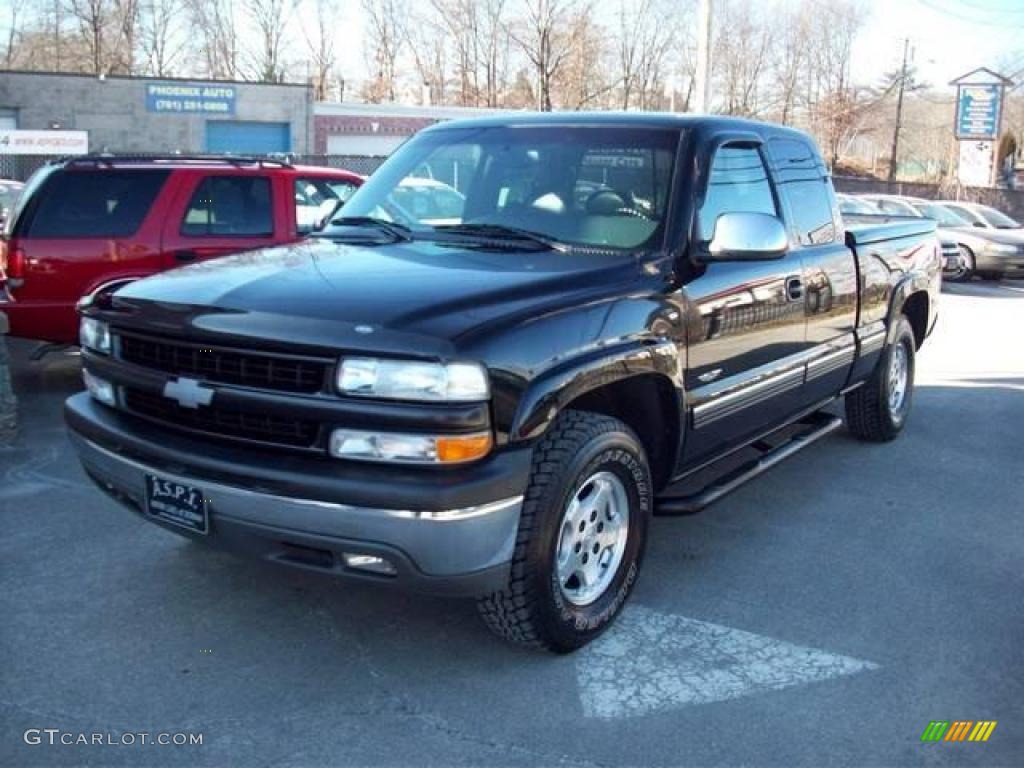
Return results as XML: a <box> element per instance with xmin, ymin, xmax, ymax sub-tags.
<box><xmin>329</xmin><ymin>125</ymin><xmax>680</xmax><ymax>250</ymax></box>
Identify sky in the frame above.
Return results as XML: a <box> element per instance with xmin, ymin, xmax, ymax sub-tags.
<box><xmin>853</xmin><ymin>0</ymin><xmax>1024</xmax><ymax>90</ymax></box>
<box><xmin>331</xmin><ymin>0</ymin><xmax>1024</xmax><ymax>98</ymax></box>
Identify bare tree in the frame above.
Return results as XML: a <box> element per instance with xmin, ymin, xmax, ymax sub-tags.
<box><xmin>138</xmin><ymin>0</ymin><xmax>185</xmax><ymax>76</ymax></box>
<box><xmin>713</xmin><ymin>0</ymin><xmax>771</xmax><ymax>116</ymax></box>
<box><xmin>557</xmin><ymin>7</ymin><xmax>614</xmax><ymax>110</ymax></box>
<box><xmin>297</xmin><ymin>0</ymin><xmax>337</xmax><ymax>99</ymax></box>
<box><xmin>509</xmin><ymin>0</ymin><xmax>579</xmax><ymax>111</ymax></box>
<box><xmin>616</xmin><ymin>0</ymin><xmax>676</xmax><ymax>110</ymax></box>
<box><xmin>66</xmin><ymin>0</ymin><xmax>109</xmax><ymax>74</ymax></box>
<box><xmin>187</xmin><ymin>0</ymin><xmax>239</xmax><ymax>79</ymax></box>
<box><xmin>246</xmin><ymin>0</ymin><xmax>290</xmax><ymax>82</ymax></box>
<box><xmin>406</xmin><ymin>4</ymin><xmax>448</xmax><ymax>105</ymax></box>
<box><xmin>2</xmin><ymin>0</ymin><xmax>32</xmax><ymax>67</ymax></box>
<box><xmin>361</xmin><ymin>0</ymin><xmax>406</xmax><ymax>102</ymax></box>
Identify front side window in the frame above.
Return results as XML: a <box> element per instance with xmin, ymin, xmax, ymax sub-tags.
<box><xmin>182</xmin><ymin>175</ymin><xmax>273</xmax><ymax>237</ymax></box>
<box><xmin>331</xmin><ymin>125</ymin><xmax>680</xmax><ymax>251</ymax></box>
<box><xmin>25</xmin><ymin>170</ymin><xmax>169</xmax><ymax>238</ymax></box>
<box><xmin>699</xmin><ymin>146</ymin><xmax>776</xmax><ymax>241</ymax></box>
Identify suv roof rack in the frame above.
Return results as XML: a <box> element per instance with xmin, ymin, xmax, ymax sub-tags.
<box><xmin>58</xmin><ymin>153</ymin><xmax>294</xmax><ymax>169</ymax></box>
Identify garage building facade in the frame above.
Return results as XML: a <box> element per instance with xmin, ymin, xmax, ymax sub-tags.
<box><xmin>0</xmin><ymin>71</ymin><xmax>312</xmax><ymax>156</ymax></box>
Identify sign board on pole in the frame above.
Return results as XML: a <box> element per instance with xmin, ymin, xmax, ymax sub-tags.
<box><xmin>955</xmin><ymin>84</ymin><xmax>1001</xmax><ymax>139</ymax></box>
<box><xmin>145</xmin><ymin>83</ymin><xmax>237</xmax><ymax>115</ymax></box>
<box><xmin>0</xmin><ymin>130</ymin><xmax>89</xmax><ymax>155</ymax></box>
<box><xmin>958</xmin><ymin>140</ymin><xmax>994</xmax><ymax>187</ymax></box>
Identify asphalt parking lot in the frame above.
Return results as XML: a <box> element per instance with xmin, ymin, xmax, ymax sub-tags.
<box><xmin>1</xmin><ymin>280</ymin><xmax>1022</xmax><ymax>767</ymax></box>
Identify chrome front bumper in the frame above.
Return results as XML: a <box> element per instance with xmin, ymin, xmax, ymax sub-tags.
<box><xmin>70</xmin><ymin>431</ymin><xmax>523</xmax><ymax>596</ymax></box>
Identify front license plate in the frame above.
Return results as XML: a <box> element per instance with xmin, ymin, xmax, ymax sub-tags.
<box><xmin>145</xmin><ymin>475</ymin><xmax>209</xmax><ymax>534</ymax></box>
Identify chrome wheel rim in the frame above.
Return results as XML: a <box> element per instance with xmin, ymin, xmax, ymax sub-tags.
<box><xmin>555</xmin><ymin>471</ymin><xmax>630</xmax><ymax>606</ymax></box>
<box><xmin>888</xmin><ymin>342</ymin><xmax>909</xmax><ymax>414</ymax></box>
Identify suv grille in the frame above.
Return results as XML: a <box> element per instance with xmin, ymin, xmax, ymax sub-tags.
<box><xmin>119</xmin><ymin>333</ymin><xmax>328</xmax><ymax>394</ymax></box>
<box><xmin>124</xmin><ymin>388</ymin><xmax>320</xmax><ymax>449</ymax></box>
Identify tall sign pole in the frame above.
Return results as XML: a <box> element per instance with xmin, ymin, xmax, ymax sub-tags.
<box><xmin>950</xmin><ymin>68</ymin><xmax>1013</xmax><ymax>188</ymax></box>
<box><xmin>694</xmin><ymin>0</ymin><xmax>713</xmax><ymax>113</ymax></box>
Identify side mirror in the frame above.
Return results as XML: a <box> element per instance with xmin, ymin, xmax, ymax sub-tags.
<box><xmin>704</xmin><ymin>211</ymin><xmax>789</xmax><ymax>261</ymax></box>
<box><xmin>973</xmin><ymin>221</ymin><xmax>986</xmax><ymax>228</ymax></box>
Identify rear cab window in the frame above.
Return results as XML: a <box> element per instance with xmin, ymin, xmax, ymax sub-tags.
<box><xmin>19</xmin><ymin>170</ymin><xmax>170</xmax><ymax>238</ymax></box>
<box><xmin>767</xmin><ymin>138</ymin><xmax>838</xmax><ymax>246</ymax></box>
<box><xmin>181</xmin><ymin>175</ymin><xmax>273</xmax><ymax>237</ymax></box>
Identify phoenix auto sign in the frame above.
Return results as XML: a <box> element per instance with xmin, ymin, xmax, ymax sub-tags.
<box><xmin>145</xmin><ymin>82</ymin><xmax>237</xmax><ymax>115</ymax></box>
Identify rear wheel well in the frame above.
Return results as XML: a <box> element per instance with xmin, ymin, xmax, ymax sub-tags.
<box><xmin>563</xmin><ymin>374</ymin><xmax>679</xmax><ymax>492</ymax></box>
<box><xmin>901</xmin><ymin>291</ymin><xmax>929</xmax><ymax>349</ymax></box>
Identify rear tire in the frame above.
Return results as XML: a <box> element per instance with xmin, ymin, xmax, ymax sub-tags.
<box><xmin>477</xmin><ymin>410</ymin><xmax>652</xmax><ymax>652</ymax></box>
<box><xmin>845</xmin><ymin>316</ymin><xmax>916</xmax><ymax>442</ymax></box>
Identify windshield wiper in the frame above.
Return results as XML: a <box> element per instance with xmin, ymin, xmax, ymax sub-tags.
<box><xmin>431</xmin><ymin>223</ymin><xmax>561</xmax><ymax>251</ymax></box>
<box><xmin>326</xmin><ymin>216</ymin><xmax>413</xmax><ymax>242</ymax></box>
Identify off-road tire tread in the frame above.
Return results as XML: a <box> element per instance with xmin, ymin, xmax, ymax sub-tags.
<box><xmin>476</xmin><ymin>410</ymin><xmax>637</xmax><ymax>650</ymax></box>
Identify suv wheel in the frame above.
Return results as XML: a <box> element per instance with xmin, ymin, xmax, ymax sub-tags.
<box><xmin>845</xmin><ymin>315</ymin><xmax>916</xmax><ymax>442</ymax></box>
<box><xmin>477</xmin><ymin>410</ymin><xmax>651</xmax><ymax>652</ymax></box>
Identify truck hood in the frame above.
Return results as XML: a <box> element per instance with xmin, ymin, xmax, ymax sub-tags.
<box><xmin>112</xmin><ymin>237</ymin><xmax>644</xmax><ymax>354</ymax></box>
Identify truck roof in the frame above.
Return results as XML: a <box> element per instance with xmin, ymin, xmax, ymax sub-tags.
<box><xmin>422</xmin><ymin>111</ymin><xmax>816</xmax><ymax>143</ymax></box>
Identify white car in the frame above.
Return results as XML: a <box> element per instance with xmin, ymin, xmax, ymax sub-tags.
<box><xmin>936</xmin><ymin>201</ymin><xmax>1022</xmax><ymax>232</ymax></box>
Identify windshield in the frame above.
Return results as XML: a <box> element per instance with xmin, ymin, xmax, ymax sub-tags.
<box><xmin>838</xmin><ymin>196</ymin><xmax>878</xmax><ymax>215</ymax></box>
<box><xmin>330</xmin><ymin>125</ymin><xmax>680</xmax><ymax>250</ymax></box>
<box><xmin>915</xmin><ymin>203</ymin><xmax>971</xmax><ymax>228</ymax></box>
<box><xmin>976</xmin><ymin>205</ymin><xmax>1020</xmax><ymax>228</ymax></box>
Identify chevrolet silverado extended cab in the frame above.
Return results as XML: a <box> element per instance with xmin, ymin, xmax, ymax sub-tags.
<box><xmin>65</xmin><ymin>115</ymin><xmax>941</xmax><ymax>652</ymax></box>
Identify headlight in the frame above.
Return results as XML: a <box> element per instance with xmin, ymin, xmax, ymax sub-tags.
<box><xmin>79</xmin><ymin>317</ymin><xmax>111</xmax><ymax>354</ymax></box>
<box><xmin>985</xmin><ymin>242</ymin><xmax>1018</xmax><ymax>254</ymax></box>
<box><xmin>329</xmin><ymin>429</ymin><xmax>492</xmax><ymax>464</ymax></box>
<box><xmin>336</xmin><ymin>357</ymin><xmax>489</xmax><ymax>402</ymax></box>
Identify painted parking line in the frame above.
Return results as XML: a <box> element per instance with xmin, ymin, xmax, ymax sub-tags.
<box><xmin>576</xmin><ymin>605</ymin><xmax>879</xmax><ymax>718</ymax></box>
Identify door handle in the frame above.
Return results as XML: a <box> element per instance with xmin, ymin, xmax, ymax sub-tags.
<box><xmin>785</xmin><ymin>276</ymin><xmax>804</xmax><ymax>302</ymax></box>
<box><xmin>174</xmin><ymin>250</ymin><xmax>198</xmax><ymax>262</ymax></box>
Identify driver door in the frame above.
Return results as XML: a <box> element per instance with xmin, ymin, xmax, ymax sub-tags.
<box><xmin>680</xmin><ymin>141</ymin><xmax>809</xmax><ymax>465</ymax></box>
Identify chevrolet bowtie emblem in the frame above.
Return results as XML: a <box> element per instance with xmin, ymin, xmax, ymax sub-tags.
<box><xmin>163</xmin><ymin>377</ymin><xmax>214</xmax><ymax>409</ymax></box>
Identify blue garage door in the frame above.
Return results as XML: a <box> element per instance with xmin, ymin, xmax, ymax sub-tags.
<box><xmin>205</xmin><ymin>121</ymin><xmax>291</xmax><ymax>154</ymax></box>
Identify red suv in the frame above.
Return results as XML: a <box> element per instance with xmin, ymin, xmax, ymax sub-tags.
<box><xmin>0</xmin><ymin>156</ymin><xmax>362</xmax><ymax>344</ymax></box>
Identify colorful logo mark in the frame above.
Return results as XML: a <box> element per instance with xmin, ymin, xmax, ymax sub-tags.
<box><xmin>921</xmin><ymin>721</ymin><xmax>997</xmax><ymax>742</ymax></box>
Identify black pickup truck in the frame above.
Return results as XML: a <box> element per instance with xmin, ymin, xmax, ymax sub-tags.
<box><xmin>66</xmin><ymin>115</ymin><xmax>941</xmax><ymax>652</ymax></box>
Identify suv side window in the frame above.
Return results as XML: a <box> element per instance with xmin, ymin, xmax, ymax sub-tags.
<box><xmin>181</xmin><ymin>175</ymin><xmax>273</xmax><ymax>237</ymax></box>
<box><xmin>24</xmin><ymin>170</ymin><xmax>169</xmax><ymax>238</ymax></box>
<box><xmin>700</xmin><ymin>145</ymin><xmax>776</xmax><ymax>241</ymax></box>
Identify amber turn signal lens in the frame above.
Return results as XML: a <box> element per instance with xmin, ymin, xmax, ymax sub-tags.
<box><xmin>436</xmin><ymin>433</ymin><xmax>493</xmax><ymax>463</ymax></box>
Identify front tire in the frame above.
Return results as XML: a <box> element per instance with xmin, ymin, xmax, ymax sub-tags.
<box><xmin>845</xmin><ymin>315</ymin><xmax>916</xmax><ymax>442</ymax></box>
<box><xmin>477</xmin><ymin>411</ymin><xmax>652</xmax><ymax>652</ymax></box>
<box><xmin>947</xmin><ymin>246</ymin><xmax>975</xmax><ymax>282</ymax></box>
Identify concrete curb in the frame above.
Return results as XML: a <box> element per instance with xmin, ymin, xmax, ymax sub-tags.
<box><xmin>0</xmin><ymin>311</ymin><xmax>17</xmax><ymax>444</ymax></box>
